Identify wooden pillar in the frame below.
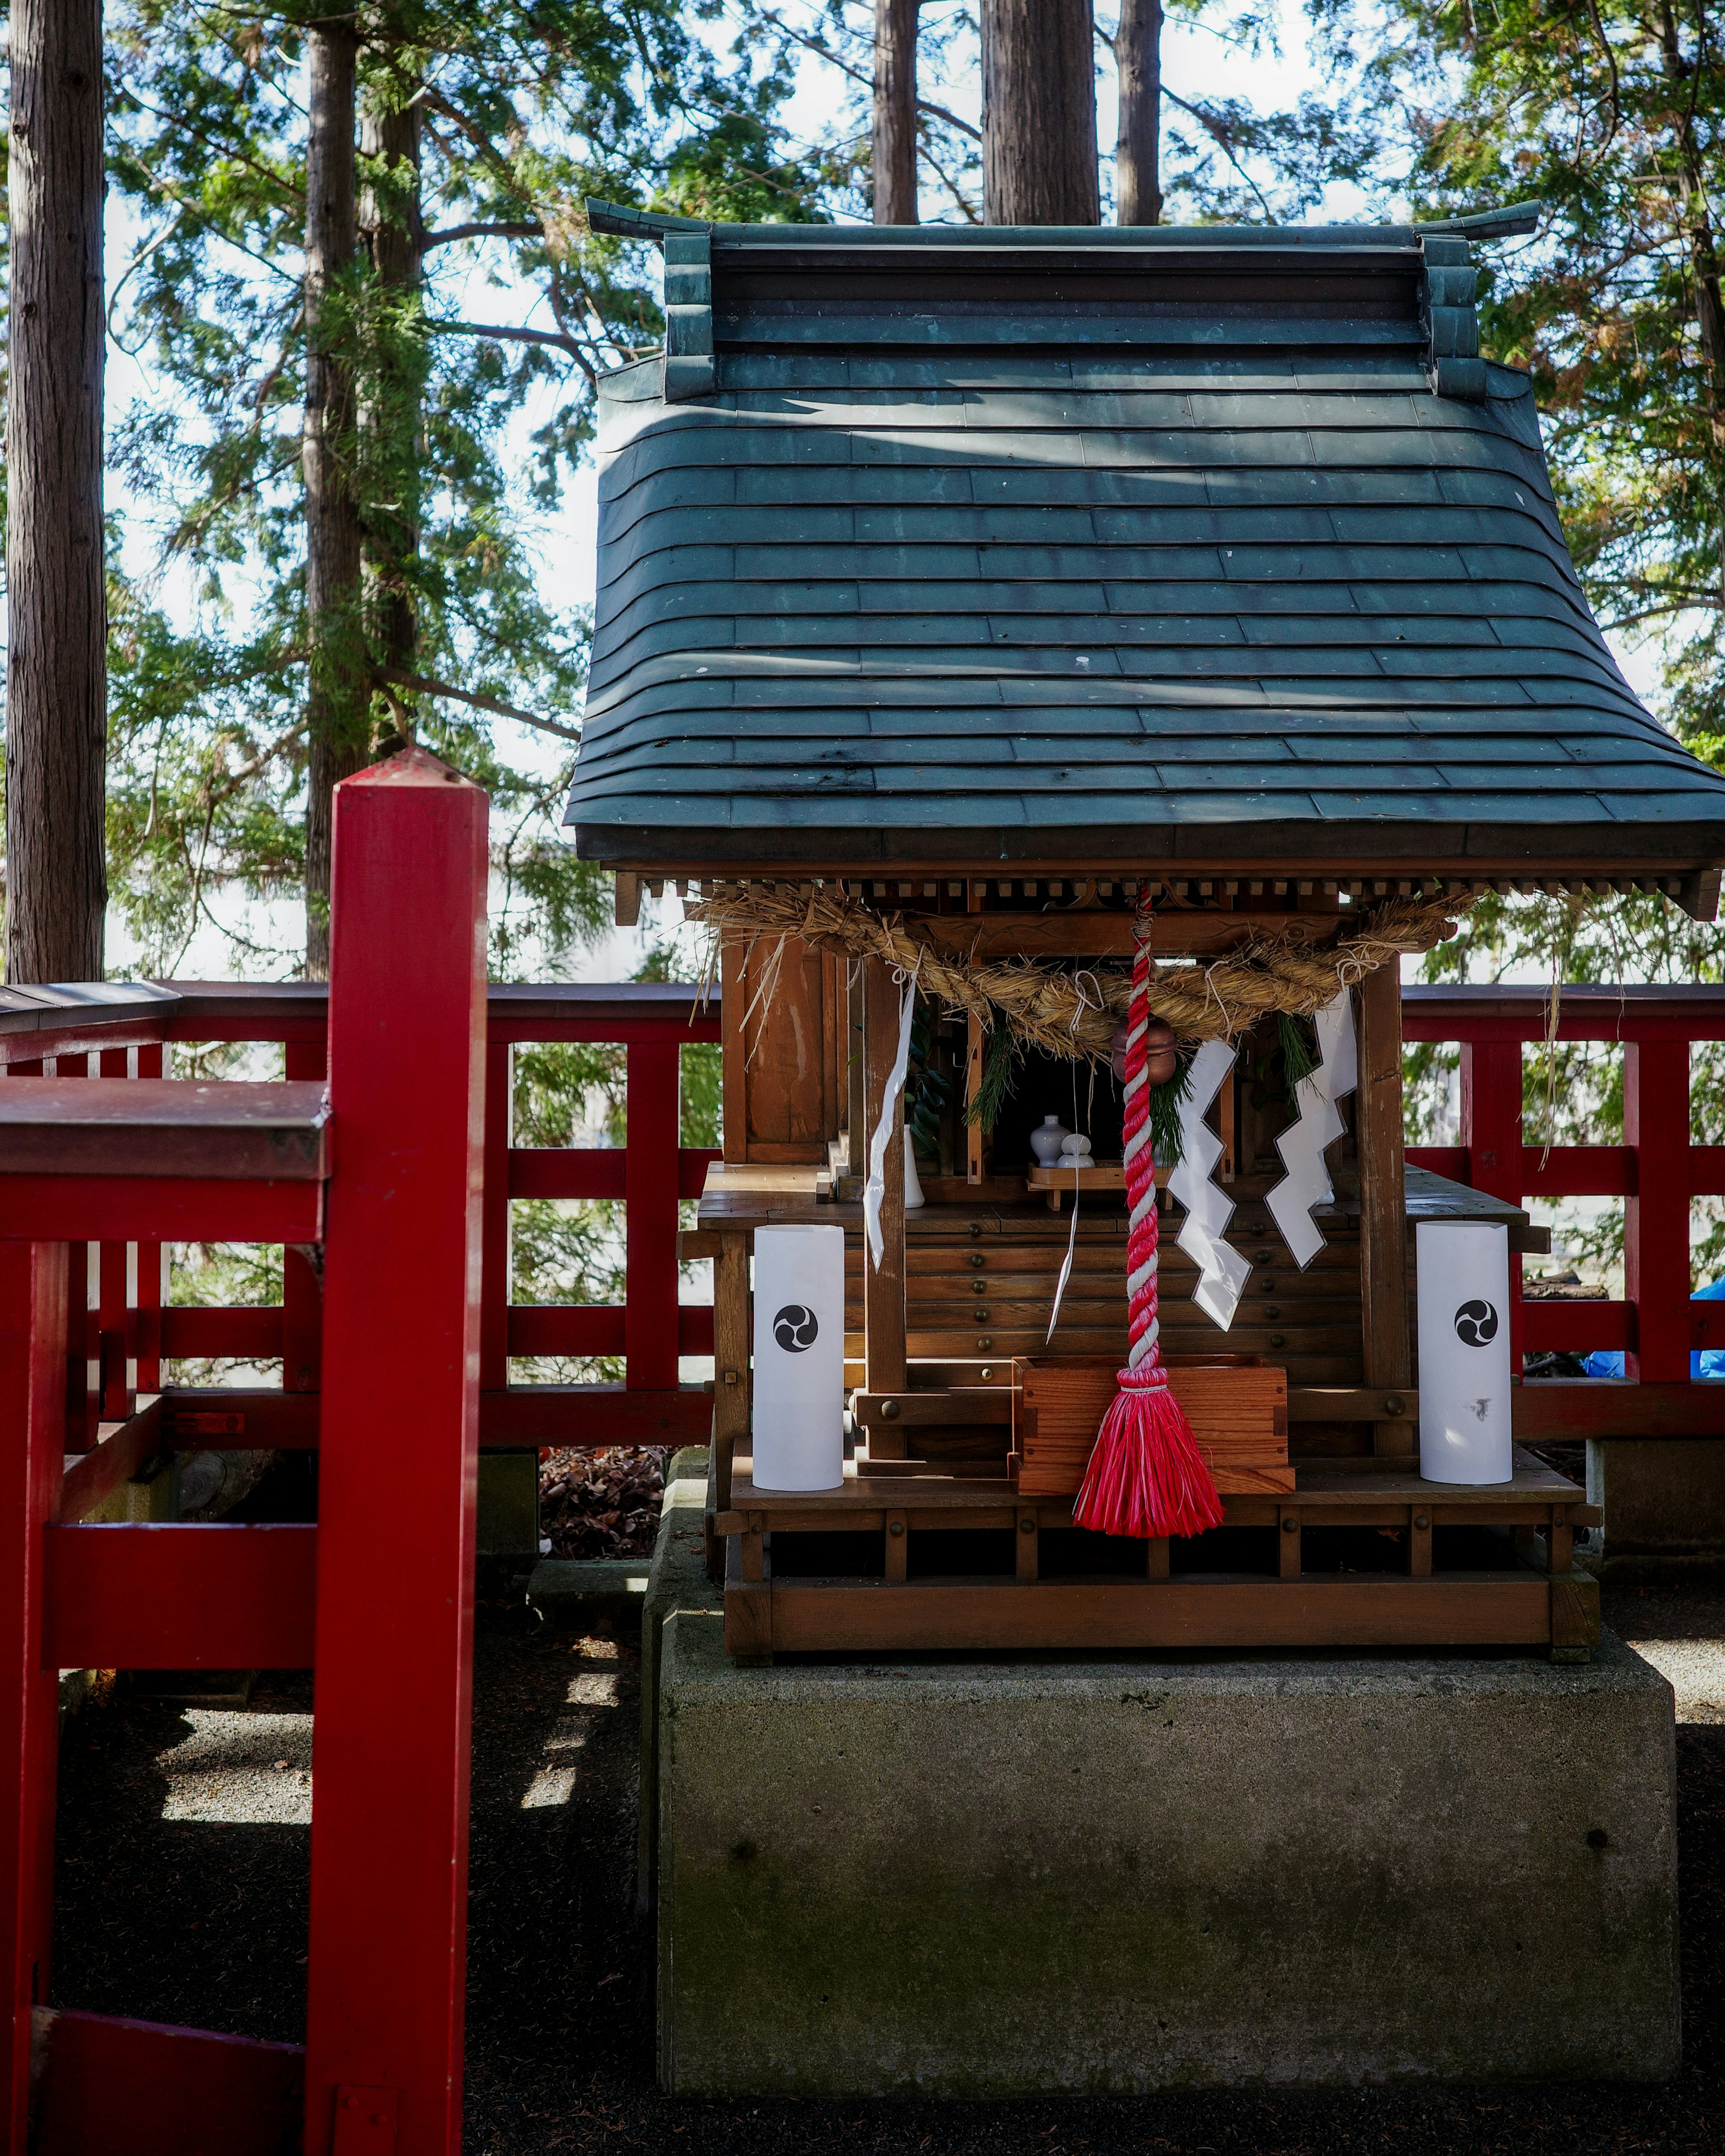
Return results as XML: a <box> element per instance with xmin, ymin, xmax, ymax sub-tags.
<box><xmin>304</xmin><ymin>748</ymin><xmax>487</xmax><ymax>2156</ymax></box>
<box><xmin>847</xmin><ymin>961</ymin><xmax>867</xmax><ymax>1175</ymax></box>
<box><xmin>0</xmin><ymin>1240</ymin><xmax>67</xmax><ymax>2149</ymax></box>
<box><xmin>862</xmin><ymin>955</ymin><xmax>908</xmax><ymax>1402</ymax></box>
<box><xmin>1625</xmin><ymin>1040</ymin><xmax>1691</xmax><ymax>1384</ymax></box>
<box><xmin>712</xmin><ymin>1230</ymin><xmax>749</xmax><ymax>1520</ymax></box>
<box><xmin>1357</xmin><ymin>967</ymin><xmax>1411</xmax><ymax>1455</ymax></box>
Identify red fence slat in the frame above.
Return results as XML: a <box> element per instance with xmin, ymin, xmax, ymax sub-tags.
<box><xmin>42</xmin><ymin>1524</ymin><xmax>316</xmax><ymax>1669</ymax></box>
<box><xmin>1521</xmin><ymin>1301</ymin><xmax>1633</xmax><ymax>1354</ymax></box>
<box><xmin>31</xmin><ymin>2009</ymin><xmax>303</xmax><ymax>2156</ymax></box>
<box><xmin>0</xmin><ymin>1175</ymin><xmax>322</xmax><ymax>1245</ymax></box>
<box><xmin>1626</xmin><ymin>1040</ymin><xmax>1691</xmax><ymax>1382</ymax></box>
<box><xmin>160</xmin><ymin>1308</ymin><xmax>287</xmax><ymax>1359</ymax></box>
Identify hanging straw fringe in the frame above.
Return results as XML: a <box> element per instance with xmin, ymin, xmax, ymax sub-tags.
<box><xmin>686</xmin><ymin>884</ymin><xmax>1466</xmax><ymax>1070</ymax></box>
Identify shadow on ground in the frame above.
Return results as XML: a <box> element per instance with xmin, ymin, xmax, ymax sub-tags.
<box><xmin>48</xmin><ymin>1594</ymin><xmax>1725</xmax><ymax>2156</ymax></box>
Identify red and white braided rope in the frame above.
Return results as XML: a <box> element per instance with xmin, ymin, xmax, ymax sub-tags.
<box><xmin>1119</xmin><ymin>914</ymin><xmax>1165</xmax><ymax>1387</ymax></box>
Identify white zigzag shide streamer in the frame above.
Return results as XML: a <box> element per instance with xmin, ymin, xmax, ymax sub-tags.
<box><xmin>1167</xmin><ymin>1038</ymin><xmax>1251</xmax><ymax>1330</ymax></box>
<box><xmin>1265</xmin><ymin>988</ymin><xmax>1359</xmax><ymax>1269</ymax></box>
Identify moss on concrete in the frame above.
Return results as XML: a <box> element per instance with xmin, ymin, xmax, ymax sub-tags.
<box><xmin>655</xmin><ymin>1621</ymin><xmax>1680</xmax><ymax>2095</ymax></box>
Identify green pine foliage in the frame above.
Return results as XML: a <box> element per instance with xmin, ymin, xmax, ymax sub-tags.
<box><xmin>92</xmin><ymin>1</ymin><xmax>827</xmax><ymax>978</ymax></box>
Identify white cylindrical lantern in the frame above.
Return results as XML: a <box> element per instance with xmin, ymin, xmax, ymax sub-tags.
<box><xmin>751</xmin><ymin>1224</ymin><xmax>845</xmax><ymax>1492</ymax></box>
<box><xmin>1416</xmin><ymin>1221</ymin><xmax>1513</xmax><ymax>1485</ymax></box>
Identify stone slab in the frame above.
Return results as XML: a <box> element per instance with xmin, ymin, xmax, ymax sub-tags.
<box><xmin>1590</xmin><ymin>1438</ymin><xmax>1725</xmax><ymax>1580</ymax></box>
<box><xmin>654</xmin><ymin>1619</ymin><xmax>1680</xmax><ymax>2094</ymax></box>
<box><xmin>637</xmin><ymin>1448</ymin><xmax>718</xmax><ymax>1915</ymax></box>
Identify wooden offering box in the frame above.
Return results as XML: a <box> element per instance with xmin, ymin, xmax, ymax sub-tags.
<box><xmin>567</xmin><ymin>207</ymin><xmax>1725</xmax><ymax>1663</ymax></box>
<box><xmin>1012</xmin><ymin>1357</ymin><xmax>1292</xmax><ymax>1496</ymax></box>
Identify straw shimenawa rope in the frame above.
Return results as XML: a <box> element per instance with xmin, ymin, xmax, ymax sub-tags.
<box><xmin>686</xmin><ymin>883</ymin><xmax>1467</xmax><ymax>1067</ymax></box>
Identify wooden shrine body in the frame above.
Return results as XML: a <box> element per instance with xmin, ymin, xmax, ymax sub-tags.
<box><xmin>687</xmin><ymin>876</ymin><xmax>1595</xmax><ymax>1658</ymax></box>
<box><xmin>566</xmin><ymin>207</ymin><xmax>1725</xmax><ymax>1661</ymax></box>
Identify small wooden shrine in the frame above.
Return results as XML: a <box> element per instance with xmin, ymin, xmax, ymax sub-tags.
<box><xmin>568</xmin><ymin>202</ymin><xmax>1725</xmax><ymax>1660</ymax></box>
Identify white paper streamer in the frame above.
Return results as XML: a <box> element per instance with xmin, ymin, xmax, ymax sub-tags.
<box><xmin>863</xmin><ymin>973</ymin><xmax>918</xmax><ymax>1271</ymax></box>
<box><xmin>1167</xmin><ymin>1038</ymin><xmax>1251</xmax><ymax>1330</ymax></box>
<box><xmin>1265</xmin><ymin>988</ymin><xmax>1359</xmax><ymax>1269</ymax></box>
<box><xmin>1045</xmin><ymin>1156</ymin><xmax>1083</xmax><ymax>1344</ymax></box>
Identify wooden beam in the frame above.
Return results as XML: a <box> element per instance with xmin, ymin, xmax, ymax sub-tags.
<box><xmin>862</xmin><ymin>955</ymin><xmax>908</xmax><ymax>1399</ymax></box>
<box><xmin>43</xmin><ymin>1523</ymin><xmax>317</xmax><ymax>1668</ymax></box>
<box><xmin>1356</xmin><ymin>968</ymin><xmax>1411</xmax><ymax>1455</ymax></box>
<box><xmin>30</xmin><ymin>2009</ymin><xmax>304</xmax><ymax>2156</ymax></box>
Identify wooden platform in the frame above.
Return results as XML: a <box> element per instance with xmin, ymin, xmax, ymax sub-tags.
<box><xmin>713</xmin><ymin>1447</ymin><xmax>1600</xmax><ymax>1659</ymax></box>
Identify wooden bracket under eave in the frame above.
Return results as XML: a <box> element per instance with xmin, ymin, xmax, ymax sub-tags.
<box><xmin>615</xmin><ymin>871</ymin><xmax>641</xmax><ymax>927</ymax></box>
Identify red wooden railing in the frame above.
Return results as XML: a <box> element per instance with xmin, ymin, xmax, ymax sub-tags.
<box><xmin>1405</xmin><ymin>984</ymin><xmax>1725</xmax><ymax>1421</ymax></box>
<box><xmin>0</xmin><ymin>980</ymin><xmax>720</xmax><ymax>1454</ymax></box>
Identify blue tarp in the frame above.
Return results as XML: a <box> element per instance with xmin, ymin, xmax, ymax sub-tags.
<box><xmin>1581</xmin><ymin>1273</ymin><xmax>1725</xmax><ymax>1380</ymax></box>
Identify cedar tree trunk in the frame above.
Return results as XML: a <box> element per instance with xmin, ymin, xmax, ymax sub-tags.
<box><xmin>4</xmin><ymin>0</ymin><xmax>107</xmax><ymax>983</ymax></box>
<box><xmin>980</xmin><ymin>0</ymin><xmax>1099</xmax><ymax>226</ymax></box>
<box><xmin>302</xmin><ymin>19</ymin><xmax>366</xmax><ymax>980</ymax></box>
<box><xmin>873</xmin><ymin>0</ymin><xmax>920</xmax><ymax>224</ymax></box>
<box><xmin>359</xmin><ymin>93</ymin><xmax>424</xmax><ymax>744</ymax></box>
<box><xmin>1114</xmin><ymin>0</ymin><xmax>1162</xmax><ymax>225</ymax></box>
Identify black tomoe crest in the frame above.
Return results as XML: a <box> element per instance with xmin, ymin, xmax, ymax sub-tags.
<box><xmin>773</xmin><ymin>1303</ymin><xmax>819</xmax><ymax>1352</ymax></box>
<box><xmin>1454</xmin><ymin>1299</ymin><xmax>1499</xmax><ymax>1347</ymax></box>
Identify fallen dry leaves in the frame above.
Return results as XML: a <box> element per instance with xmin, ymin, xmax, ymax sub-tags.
<box><xmin>537</xmin><ymin>1447</ymin><xmax>667</xmax><ymax>1560</ymax></box>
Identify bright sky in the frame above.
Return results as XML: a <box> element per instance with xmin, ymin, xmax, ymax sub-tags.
<box><xmin>91</xmin><ymin>3</ymin><xmax>1660</xmax><ymax>979</ymax></box>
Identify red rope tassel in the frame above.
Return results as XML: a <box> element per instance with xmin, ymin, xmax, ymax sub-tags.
<box><xmin>1073</xmin><ymin>903</ymin><xmax>1224</xmax><ymax>1542</ymax></box>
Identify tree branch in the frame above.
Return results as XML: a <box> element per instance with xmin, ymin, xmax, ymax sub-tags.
<box><xmin>379</xmin><ymin>668</ymin><xmax>582</xmax><ymax>742</ymax></box>
<box><xmin>427</xmin><ymin>316</ymin><xmax>588</xmax><ymax>362</ymax></box>
<box><xmin>422</xmin><ymin>220</ymin><xmax>542</xmax><ymax>249</ymax></box>
<box><xmin>1162</xmin><ymin>89</ymin><xmax>1275</xmax><ymax>221</ymax></box>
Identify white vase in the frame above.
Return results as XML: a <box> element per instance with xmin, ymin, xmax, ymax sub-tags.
<box><xmin>905</xmin><ymin>1142</ymin><xmax>925</xmax><ymax>1209</ymax></box>
<box><xmin>1029</xmin><ymin>1114</ymin><xmax>1069</xmax><ymax>1165</ymax></box>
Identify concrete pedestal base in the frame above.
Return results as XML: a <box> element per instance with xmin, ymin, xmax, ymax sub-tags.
<box><xmin>653</xmin><ymin>1616</ymin><xmax>1679</xmax><ymax>2094</ymax></box>
<box><xmin>1590</xmin><ymin>1439</ymin><xmax>1725</xmax><ymax>1580</ymax></box>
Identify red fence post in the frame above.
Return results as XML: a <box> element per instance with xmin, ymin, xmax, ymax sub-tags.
<box><xmin>479</xmin><ymin>1040</ymin><xmax>511</xmax><ymax>1394</ymax></box>
<box><xmin>304</xmin><ymin>749</ymin><xmax>487</xmax><ymax>2156</ymax></box>
<box><xmin>135</xmin><ymin>1043</ymin><xmax>164</xmax><ymax>1394</ymax></box>
<box><xmin>1626</xmin><ymin>1039</ymin><xmax>1691</xmax><ymax>1383</ymax></box>
<box><xmin>282</xmin><ymin>1040</ymin><xmax>328</xmax><ymax>1395</ymax></box>
<box><xmin>1460</xmin><ymin>1040</ymin><xmax>1526</xmax><ymax>1368</ymax></box>
<box><xmin>625</xmin><ymin>1041</ymin><xmax>680</xmax><ymax>1391</ymax></box>
<box><xmin>0</xmin><ymin>1241</ymin><xmax>68</xmax><ymax>2148</ymax></box>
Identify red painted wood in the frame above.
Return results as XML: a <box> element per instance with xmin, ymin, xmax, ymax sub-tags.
<box><xmin>31</xmin><ymin>2008</ymin><xmax>302</xmax><ymax>2156</ymax></box>
<box><xmin>136</xmin><ymin>1044</ymin><xmax>164</xmax><ymax>1392</ymax></box>
<box><xmin>0</xmin><ymin>1175</ymin><xmax>323</xmax><ymax>1244</ymax></box>
<box><xmin>1518</xmin><ymin>1145</ymin><xmax>1634</xmax><ymax>1198</ymax></box>
<box><xmin>160</xmin><ymin>1307</ymin><xmax>286</xmax><ymax>1360</ymax></box>
<box><xmin>506</xmin><ymin>1306</ymin><xmax>626</xmax><ymax>1357</ymax></box>
<box><xmin>1405</xmin><ymin>1145</ymin><xmax>1469</xmax><ymax>1183</ymax></box>
<box><xmin>1694</xmin><ymin>1303</ymin><xmax>1725</xmax><ymax>1350</ymax></box>
<box><xmin>305</xmin><ymin>749</ymin><xmax>487</xmax><ymax>2156</ymax></box>
<box><xmin>1515</xmin><ymin>1378</ymin><xmax>1725</xmax><ymax>1438</ymax></box>
<box><xmin>1626</xmin><ymin>1040</ymin><xmax>1692</xmax><ymax>1383</ymax></box>
<box><xmin>1459</xmin><ymin>1040</ymin><xmax>1525</xmax><ymax>1367</ymax></box>
<box><xmin>478</xmin><ymin>1384</ymin><xmax>714</xmax><ymax>1444</ymax></box>
<box><xmin>480</xmin><ymin>1040</ymin><xmax>512</xmax><ymax>1392</ymax></box>
<box><xmin>42</xmin><ymin>1525</ymin><xmax>317</xmax><ymax>1669</ymax></box>
<box><xmin>626</xmin><ymin>1041</ymin><xmax>681</xmax><ymax>1392</ymax></box>
<box><xmin>0</xmin><ymin>1243</ymin><xmax>68</xmax><ymax>2149</ymax></box>
<box><xmin>507</xmin><ymin>1144</ymin><xmax>717</xmax><ymax>1202</ymax></box>
<box><xmin>284</xmin><ymin>1039</ymin><xmax>328</xmax><ymax>1395</ymax></box>
<box><xmin>56</xmin><ymin>1399</ymin><xmax>166</xmax><ymax>1523</ymax></box>
<box><xmin>509</xmin><ymin>1146</ymin><xmax>625</xmax><ymax>1200</ymax></box>
<box><xmin>1521</xmin><ymin>1301</ymin><xmax>1632</xmax><ymax>1353</ymax></box>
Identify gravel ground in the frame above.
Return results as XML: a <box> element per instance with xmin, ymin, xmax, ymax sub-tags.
<box><xmin>49</xmin><ymin>1590</ymin><xmax>1725</xmax><ymax>2156</ymax></box>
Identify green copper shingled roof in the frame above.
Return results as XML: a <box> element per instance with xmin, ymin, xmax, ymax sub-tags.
<box><xmin>564</xmin><ymin>219</ymin><xmax>1725</xmax><ymax>879</ymax></box>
